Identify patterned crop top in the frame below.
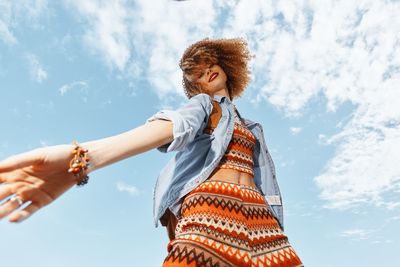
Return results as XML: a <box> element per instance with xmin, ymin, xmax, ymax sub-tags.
<box><xmin>216</xmin><ymin>107</ymin><xmax>257</xmax><ymax>177</ymax></box>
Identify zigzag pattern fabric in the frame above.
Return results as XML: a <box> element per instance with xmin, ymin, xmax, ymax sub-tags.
<box><xmin>217</xmin><ymin>115</ymin><xmax>257</xmax><ymax>177</ymax></box>
<box><xmin>162</xmin><ymin>180</ymin><xmax>304</xmax><ymax>267</ymax></box>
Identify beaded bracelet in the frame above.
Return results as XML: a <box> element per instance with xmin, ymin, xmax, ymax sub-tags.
<box><xmin>68</xmin><ymin>140</ymin><xmax>90</xmax><ymax>186</ymax></box>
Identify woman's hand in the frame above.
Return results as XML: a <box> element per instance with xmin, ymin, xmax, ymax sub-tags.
<box><xmin>0</xmin><ymin>120</ymin><xmax>175</xmax><ymax>223</ymax></box>
<box><xmin>0</xmin><ymin>144</ymin><xmax>79</xmax><ymax>223</ymax></box>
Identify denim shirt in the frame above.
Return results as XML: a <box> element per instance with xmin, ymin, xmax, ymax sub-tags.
<box><xmin>145</xmin><ymin>93</ymin><xmax>284</xmax><ymax>231</ymax></box>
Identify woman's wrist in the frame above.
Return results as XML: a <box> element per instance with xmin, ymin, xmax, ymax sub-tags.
<box><xmin>73</xmin><ymin>120</ymin><xmax>174</xmax><ymax>176</ymax></box>
<box><xmin>80</xmin><ymin>139</ymin><xmax>108</xmax><ymax>175</ymax></box>
<box><xmin>68</xmin><ymin>141</ymin><xmax>90</xmax><ymax>186</ymax></box>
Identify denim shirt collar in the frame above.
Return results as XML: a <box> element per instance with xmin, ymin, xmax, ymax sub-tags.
<box><xmin>212</xmin><ymin>94</ymin><xmax>231</xmax><ymax>104</ymax></box>
<box><xmin>212</xmin><ymin>94</ymin><xmax>246</xmax><ymax>120</ymax></box>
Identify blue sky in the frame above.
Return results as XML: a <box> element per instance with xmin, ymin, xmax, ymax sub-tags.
<box><xmin>0</xmin><ymin>0</ymin><xmax>399</xmax><ymax>266</ymax></box>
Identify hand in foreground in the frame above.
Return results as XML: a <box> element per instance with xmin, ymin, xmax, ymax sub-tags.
<box><xmin>0</xmin><ymin>144</ymin><xmax>79</xmax><ymax>223</ymax></box>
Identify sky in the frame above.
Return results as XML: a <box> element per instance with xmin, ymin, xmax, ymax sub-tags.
<box><xmin>0</xmin><ymin>0</ymin><xmax>399</xmax><ymax>266</ymax></box>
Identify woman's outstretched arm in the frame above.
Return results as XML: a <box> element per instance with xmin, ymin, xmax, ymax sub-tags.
<box><xmin>0</xmin><ymin>119</ymin><xmax>173</xmax><ymax>223</ymax></box>
<box><xmin>83</xmin><ymin>119</ymin><xmax>173</xmax><ymax>174</ymax></box>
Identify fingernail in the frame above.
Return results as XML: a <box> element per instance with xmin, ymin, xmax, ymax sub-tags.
<box><xmin>17</xmin><ymin>214</ymin><xmax>27</xmax><ymax>223</ymax></box>
<box><xmin>10</xmin><ymin>214</ymin><xmax>24</xmax><ymax>223</ymax></box>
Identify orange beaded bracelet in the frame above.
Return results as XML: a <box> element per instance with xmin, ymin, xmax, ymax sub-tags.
<box><xmin>68</xmin><ymin>140</ymin><xmax>90</xmax><ymax>186</ymax></box>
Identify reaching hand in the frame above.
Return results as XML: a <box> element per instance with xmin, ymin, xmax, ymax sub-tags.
<box><xmin>0</xmin><ymin>144</ymin><xmax>79</xmax><ymax>223</ymax></box>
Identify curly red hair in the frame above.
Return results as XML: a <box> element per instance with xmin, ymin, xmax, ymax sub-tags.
<box><xmin>179</xmin><ymin>38</ymin><xmax>252</xmax><ymax>99</ymax></box>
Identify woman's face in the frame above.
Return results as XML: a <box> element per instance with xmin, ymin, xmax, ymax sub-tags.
<box><xmin>186</xmin><ymin>64</ymin><xmax>228</xmax><ymax>97</ymax></box>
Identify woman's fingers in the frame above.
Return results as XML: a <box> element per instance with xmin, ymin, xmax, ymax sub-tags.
<box><xmin>7</xmin><ymin>181</ymin><xmax>51</xmax><ymax>223</ymax></box>
<box><xmin>0</xmin><ymin>195</ymin><xmax>23</xmax><ymax>219</ymax></box>
<box><xmin>0</xmin><ymin>149</ymin><xmax>42</xmax><ymax>173</ymax></box>
<box><xmin>8</xmin><ymin>202</ymin><xmax>40</xmax><ymax>223</ymax></box>
<box><xmin>0</xmin><ymin>185</ymin><xmax>13</xmax><ymax>202</ymax></box>
<box><xmin>0</xmin><ymin>182</ymin><xmax>49</xmax><ymax>221</ymax></box>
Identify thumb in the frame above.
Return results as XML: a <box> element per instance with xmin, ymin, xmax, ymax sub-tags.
<box><xmin>0</xmin><ymin>148</ymin><xmax>42</xmax><ymax>172</ymax></box>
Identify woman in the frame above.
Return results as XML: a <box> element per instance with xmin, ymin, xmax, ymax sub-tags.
<box><xmin>0</xmin><ymin>38</ymin><xmax>303</xmax><ymax>267</ymax></box>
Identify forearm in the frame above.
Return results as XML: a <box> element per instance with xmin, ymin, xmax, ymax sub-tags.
<box><xmin>81</xmin><ymin>119</ymin><xmax>173</xmax><ymax>174</ymax></box>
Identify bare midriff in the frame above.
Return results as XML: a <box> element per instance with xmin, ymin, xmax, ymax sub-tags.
<box><xmin>206</xmin><ymin>167</ymin><xmax>257</xmax><ymax>188</ymax></box>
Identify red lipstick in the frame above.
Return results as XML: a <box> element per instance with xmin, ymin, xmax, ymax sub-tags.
<box><xmin>209</xmin><ymin>72</ymin><xmax>218</xmax><ymax>82</ymax></box>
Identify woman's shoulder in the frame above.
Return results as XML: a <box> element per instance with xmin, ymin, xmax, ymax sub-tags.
<box><xmin>242</xmin><ymin>117</ymin><xmax>264</xmax><ymax>132</ymax></box>
<box><xmin>175</xmin><ymin>93</ymin><xmax>213</xmax><ymax>118</ymax></box>
<box><xmin>184</xmin><ymin>93</ymin><xmax>213</xmax><ymax>112</ymax></box>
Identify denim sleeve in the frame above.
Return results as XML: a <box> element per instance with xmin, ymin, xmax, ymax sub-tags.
<box><xmin>145</xmin><ymin>93</ymin><xmax>211</xmax><ymax>153</ymax></box>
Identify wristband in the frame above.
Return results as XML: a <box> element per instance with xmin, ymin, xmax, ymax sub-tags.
<box><xmin>68</xmin><ymin>140</ymin><xmax>90</xmax><ymax>186</ymax></box>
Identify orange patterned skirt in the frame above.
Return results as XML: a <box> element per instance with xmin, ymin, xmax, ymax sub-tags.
<box><xmin>162</xmin><ymin>179</ymin><xmax>304</xmax><ymax>267</ymax></box>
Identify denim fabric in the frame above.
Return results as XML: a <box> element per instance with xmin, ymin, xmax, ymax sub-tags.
<box><xmin>145</xmin><ymin>93</ymin><xmax>284</xmax><ymax>230</ymax></box>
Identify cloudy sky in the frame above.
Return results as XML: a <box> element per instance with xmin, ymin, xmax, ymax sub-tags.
<box><xmin>0</xmin><ymin>0</ymin><xmax>399</xmax><ymax>266</ymax></box>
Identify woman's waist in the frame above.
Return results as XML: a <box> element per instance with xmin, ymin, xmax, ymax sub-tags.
<box><xmin>207</xmin><ymin>167</ymin><xmax>256</xmax><ymax>188</ymax></box>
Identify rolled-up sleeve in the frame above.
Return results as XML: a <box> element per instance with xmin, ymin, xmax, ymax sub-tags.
<box><xmin>145</xmin><ymin>93</ymin><xmax>211</xmax><ymax>153</ymax></box>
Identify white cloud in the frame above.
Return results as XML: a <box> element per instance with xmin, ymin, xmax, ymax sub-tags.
<box><xmin>0</xmin><ymin>1</ymin><xmax>15</xmax><ymax>44</ymax></box>
<box><xmin>290</xmin><ymin>127</ymin><xmax>302</xmax><ymax>135</ymax></box>
<box><xmin>116</xmin><ymin>181</ymin><xmax>141</xmax><ymax>196</ymax></box>
<box><xmin>341</xmin><ymin>228</ymin><xmax>394</xmax><ymax>244</ymax></box>
<box><xmin>66</xmin><ymin>0</ymin><xmax>131</xmax><ymax>71</ymax></box>
<box><xmin>67</xmin><ymin>0</ymin><xmax>217</xmax><ymax>97</ymax></box>
<box><xmin>59</xmin><ymin>81</ymin><xmax>88</xmax><ymax>96</ymax></box>
<box><xmin>222</xmin><ymin>0</ymin><xmax>400</xmax><ymax>211</ymax></box>
<box><xmin>0</xmin><ymin>20</ymin><xmax>17</xmax><ymax>45</ymax></box>
<box><xmin>341</xmin><ymin>228</ymin><xmax>374</xmax><ymax>240</ymax></box>
<box><xmin>66</xmin><ymin>0</ymin><xmax>400</xmax><ymax>212</ymax></box>
<box><xmin>386</xmin><ymin>215</ymin><xmax>400</xmax><ymax>223</ymax></box>
<box><xmin>26</xmin><ymin>53</ymin><xmax>48</xmax><ymax>83</ymax></box>
<box><xmin>371</xmin><ymin>239</ymin><xmax>393</xmax><ymax>244</ymax></box>
<box><xmin>0</xmin><ymin>0</ymin><xmax>48</xmax><ymax>45</ymax></box>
